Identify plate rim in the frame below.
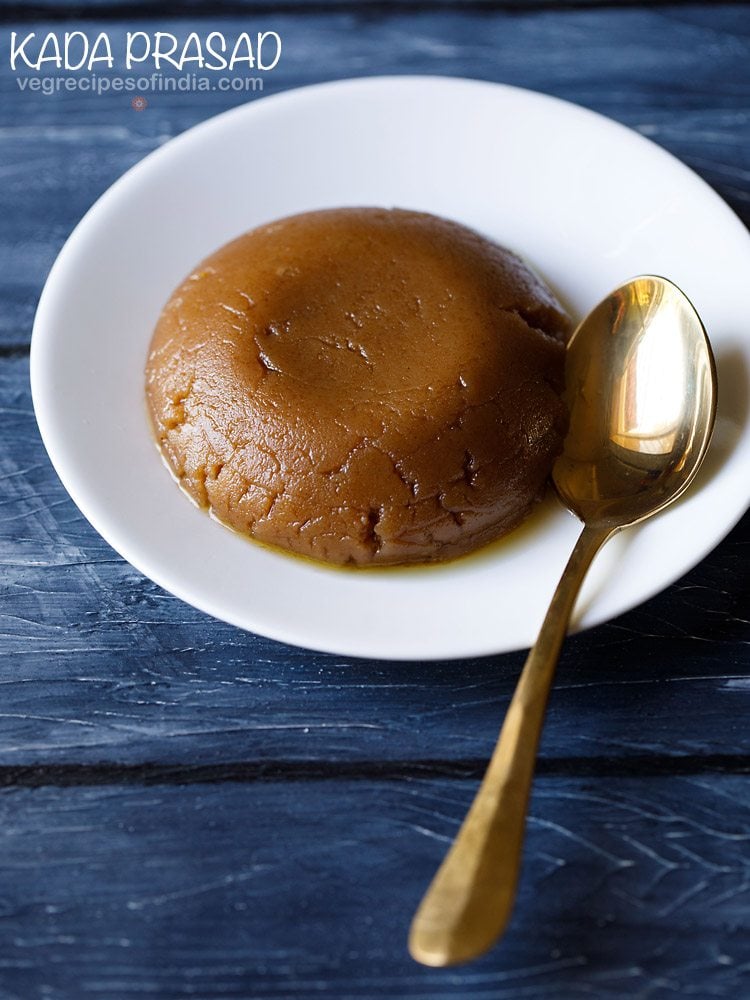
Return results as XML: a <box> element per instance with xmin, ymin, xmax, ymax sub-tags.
<box><xmin>30</xmin><ymin>74</ymin><xmax>750</xmax><ymax>660</ymax></box>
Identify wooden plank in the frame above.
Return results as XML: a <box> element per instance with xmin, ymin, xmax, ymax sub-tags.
<box><xmin>1</xmin><ymin>354</ymin><xmax>748</xmax><ymax>766</ymax></box>
<box><xmin>8</xmin><ymin>0</ymin><xmax>743</xmax><ymax>16</ymax></box>
<box><xmin>0</xmin><ymin>773</ymin><xmax>747</xmax><ymax>998</ymax></box>
<box><xmin>3</xmin><ymin>8</ymin><xmax>747</xmax><ymax>125</ymax></box>
<box><xmin>1</xmin><ymin>6</ymin><xmax>749</xmax><ymax>345</ymax></box>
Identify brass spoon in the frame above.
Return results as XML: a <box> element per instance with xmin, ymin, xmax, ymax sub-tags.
<box><xmin>409</xmin><ymin>275</ymin><xmax>717</xmax><ymax>967</ymax></box>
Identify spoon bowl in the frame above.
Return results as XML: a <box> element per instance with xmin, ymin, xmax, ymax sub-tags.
<box><xmin>409</xmin><ymin>275</ymin><xmax>717</xmax><ymax>967</ymax></box>
<box><xmin>556</xmin><ymin>275</ymin><xmax>717</xmax><ymax>526</ymax></box>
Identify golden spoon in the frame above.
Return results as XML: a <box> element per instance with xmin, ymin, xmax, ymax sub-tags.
<box><xmin>409</xmin><ymin>275</ymin><xmax>717</xmax><ymax>967</ymax></box>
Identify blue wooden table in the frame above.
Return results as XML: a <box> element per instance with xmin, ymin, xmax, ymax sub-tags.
<box><xmin>1</xmin><ymin>2</ymin><xmax>749</xmax><ymax>997</ymax></box>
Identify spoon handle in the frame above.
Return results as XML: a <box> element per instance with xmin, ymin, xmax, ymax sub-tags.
<box><xmin>409</xmin><ymin>520</ymin><xmax>613</xmax><ymax>967</ymax></box>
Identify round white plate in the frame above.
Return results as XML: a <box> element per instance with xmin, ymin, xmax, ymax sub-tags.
<box><xmin>31</xmin><ymin>76</ymin><xmax>750</xmax><ymax>660</ymax></box>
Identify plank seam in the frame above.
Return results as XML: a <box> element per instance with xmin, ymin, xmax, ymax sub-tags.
<box><xmin>1</xmin><ymin>754</ymin><xmax>748</xmax><ymax>788</ymax></box>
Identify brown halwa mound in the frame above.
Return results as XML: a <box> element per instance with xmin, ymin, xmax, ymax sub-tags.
<box><xmin>145</xmin><ymin>208</ymin><xmax>570</xmax><ymax>566</ymax></box>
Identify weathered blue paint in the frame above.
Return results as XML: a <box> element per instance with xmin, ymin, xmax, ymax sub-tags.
<box><xmin>1</xmin><ymin>775</ymin><xmax>750</xmax><ymax>998</ymax></box>
<box><xmin>0</xmin><ymin>3</ymin><xmax>749</xmax><ymax>997</ymax></box>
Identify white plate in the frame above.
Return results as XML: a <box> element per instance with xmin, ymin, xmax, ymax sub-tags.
<box><xmin>31</xmin><ymin>76</ymin><xmax>750</xmax><ymax>660</ymax></box>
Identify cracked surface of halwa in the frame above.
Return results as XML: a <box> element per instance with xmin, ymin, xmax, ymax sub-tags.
<box><xmin>145</xmin><ymin>208</ymin><xmax>571</xmax><ymax>565</ymax></box>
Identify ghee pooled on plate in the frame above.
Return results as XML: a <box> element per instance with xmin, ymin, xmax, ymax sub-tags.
<box><xmin>145</xmin><ymin>208</ymin><xmax>570</xmax><ymax>566</ymax></box>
